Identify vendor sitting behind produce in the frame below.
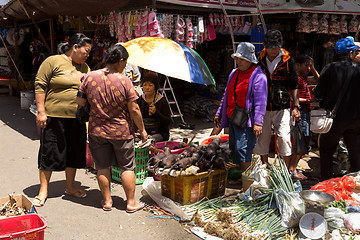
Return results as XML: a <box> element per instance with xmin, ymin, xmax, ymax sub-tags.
<box><xmin>137</xmin><ymin>73</ymin><xmax>172</xmax><ymax>142</ymax></box>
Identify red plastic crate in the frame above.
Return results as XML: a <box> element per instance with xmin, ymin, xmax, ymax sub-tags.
<box><xmin>0</xmin><ymin>214</ymin><xmax>47</xmax><ymax>240</ymax></box>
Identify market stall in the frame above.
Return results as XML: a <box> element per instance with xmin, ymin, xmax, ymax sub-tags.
<box><xmin>143</xmin><ymin>137</ymin><xmax>360</xmax><ymax>239</ymax></box>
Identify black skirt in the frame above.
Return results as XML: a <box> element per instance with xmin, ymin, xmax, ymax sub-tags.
<box><xmin>38</xmin><ymin>117</ymin><xmax>86</xmax><ymax>171</ymax></box>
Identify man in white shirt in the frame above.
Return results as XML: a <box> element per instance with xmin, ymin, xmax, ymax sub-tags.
<box><xmin>253</xmin><ymin>30</ymin><xmax>300</xmax><ymax>169</ymax></box>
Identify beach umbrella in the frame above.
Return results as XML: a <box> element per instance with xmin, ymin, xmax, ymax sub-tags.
<box><xmin>122</xmin><ymin>37</ymin><xmax>215</xmax><ymax>86</ymax></box>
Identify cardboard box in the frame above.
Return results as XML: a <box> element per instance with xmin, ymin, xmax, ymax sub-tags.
<box><xmin>0</xmin><ymin>194</ymin><xmax>36</xmax><ymax>218</ymax></box>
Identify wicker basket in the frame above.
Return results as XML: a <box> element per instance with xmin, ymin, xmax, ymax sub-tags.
<box><xmin>161</xmin><ymin>169</ymin><xmax>228</xmax><ymax>205</ymax></box>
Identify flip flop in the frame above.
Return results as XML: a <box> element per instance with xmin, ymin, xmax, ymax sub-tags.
<box><xmin>290</xmin><ymin>172</ymin><xmax>307</xmax><ymax>180</ymax></box>
<box><xmin>126</xmin><ymin>202</ymin><xmax>145</xmax><ymax>213</ymax></box>
<box><xmin>33</xmin><ymin>196</ymin><xmax>47</xmax><ymax>207</ymax></box>
<box><xmin>101</xmin><ymin>200</ymin><xmax>112</xmax><ymax>211</ymax></box>
<box><xmin>65</xmin><ymin>189</ymin><xmax>87</xmax><ymax>198</ymax></box>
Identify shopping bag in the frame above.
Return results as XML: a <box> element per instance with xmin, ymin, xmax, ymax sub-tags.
<box><xmin>292</xmin><ymin>121</ymin><xmax>308</xmax><ymax>155</ymax></box>
<box><xmin>310</xmin><ymin>108</ymin><xmax>333</xmax><ymax>134</ymax></box>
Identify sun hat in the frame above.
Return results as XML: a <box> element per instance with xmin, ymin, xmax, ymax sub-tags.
<box><xmin>231</xmin><ymin>42</ymin><xmax>258</xmax><ymax>64</ymax></box>
<box><xmin>263</xmin><ymin>29</ymin><xmax>283</xmax><ymax>49</ymax></box>
<box><xmin>335</xmin><ymin>36</ymin><xmax>360</xmax><ymax>55</ymax></box>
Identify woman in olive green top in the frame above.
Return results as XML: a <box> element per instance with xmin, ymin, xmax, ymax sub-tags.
<box><xmin>33</xmin><ymin>33</ymin><xmax>92</xmax><ymax>207</ymax></box>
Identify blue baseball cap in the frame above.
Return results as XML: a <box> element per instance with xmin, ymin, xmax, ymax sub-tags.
<box><xmin>335</xmin><ymin>36</ymin><xmax>359</xmax><ymax>55</ymax></box>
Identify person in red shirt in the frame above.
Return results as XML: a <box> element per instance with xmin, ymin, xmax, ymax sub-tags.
<box><xmin>214</xmin><ymin>42</ymin><xmax>267</xmax><ymax>183</ymax></box>
<box><xmin>289</xmin><ymin>54</ymin><xmax>319</xmax><ymax>180</ymax></box>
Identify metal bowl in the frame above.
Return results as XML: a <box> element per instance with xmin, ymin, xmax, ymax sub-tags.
<box><xmin>300</xmin><ymin>190</ymin><xmax>335</xmax><ymax>207</ymax></box>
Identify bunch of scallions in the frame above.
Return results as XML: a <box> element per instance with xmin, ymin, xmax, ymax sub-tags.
<box><xmin>181</xmin><ymin>156</ymin><xmax>301</xmax><ymax>239</ymax></box>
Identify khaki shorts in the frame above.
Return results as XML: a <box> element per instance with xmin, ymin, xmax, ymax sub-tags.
<box><xmin>253</xmin><ymin>109</ymin><xmax>292</xmax><ymax>156</ymax></box>
<box><xmin>88</xmin><ymin>135</ymin><xmax>135</xmax><ymax>170</ymax></box>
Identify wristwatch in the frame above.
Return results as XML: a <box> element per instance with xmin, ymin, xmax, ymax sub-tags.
<box><xmin>294</xmin><ymin>105</ymin><xmax>301</xmax><ymax>110</ymax></box>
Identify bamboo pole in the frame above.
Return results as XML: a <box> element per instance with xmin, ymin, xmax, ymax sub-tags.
<box><xmin>49</xmin><ymin>18</ymin><xmax>55</xmax><ymax>54</ymax></box>
<box><xmin>17</xmin><ymin>0</ymin><xmax>51</xmax><ymax>52</ymax></box>
<box><xmin>217</xmin><ymin>0</ymin><xmax>236</xmax><ymax>53</ymax></box>
<box><xmin>253</xmin><ymin>0</ymin><xmax>267</xmax><ymax>33</ymax></box>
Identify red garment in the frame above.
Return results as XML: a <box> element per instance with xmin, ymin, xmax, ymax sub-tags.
<box><xmin>227</xmin><ymin>65</ymin><xmax>256</xmax><ymax>119</ymax></box>
<box><xmin>298</xmin><ymin>75</ymin><xmax>312</xmax><ymax>111</ymax></box>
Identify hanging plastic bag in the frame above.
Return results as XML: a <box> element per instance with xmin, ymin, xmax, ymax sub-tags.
<box><xmin>292</xmin><ymin>121</ymin><xmax>308</xmax><ymax>156</ymax></box>
<box><xmin>274</xmin><ymin>188</ymin><xmax>305</xmax><ymax>228</ymax></box>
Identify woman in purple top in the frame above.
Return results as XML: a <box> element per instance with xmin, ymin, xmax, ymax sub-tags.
<box><xmin>214</xmin><ymin>43</ymin><xmax>267</xmax><ymax>181</ymax></box>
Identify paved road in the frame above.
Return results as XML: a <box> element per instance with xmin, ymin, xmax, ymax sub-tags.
<box><xmin>0</xmin><ymin>95</ymin><xmax>199</xmax><ymax>240</ymax></box>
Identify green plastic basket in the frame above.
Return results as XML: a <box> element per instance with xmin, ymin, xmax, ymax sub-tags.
<box><xmin>111</xmin><ymin>147</ymin><xmax>149</xmax><ymax>185</ymax></box>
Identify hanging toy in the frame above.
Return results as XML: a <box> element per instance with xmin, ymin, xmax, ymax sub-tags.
<box><xmin>340</xmin><ymin>15</ymin><xmax>348</xmax><ymax>34</ymax></box>
<box><xmin>310</xmin><ymin>13</ymin><xmax>319</xmax><ymax>32</ymax></box>
<box><xmin>349</xmin><ymin>15</ymin><xmax>359</xmax><ymax>33</ymax></box>
<box><xmin>318</xmin><ymin>14</ymin><xmax>329</xmax><ymax>34</ymax></box>
<box><xmin>329</xmin><ymin>15</ymin><xmax>340</xmax><ymax>35</ymax></box>
<box><xmin>297</xmin><ymin>13</ymin><xmax>311</xmax><ymax>33</ymax></box>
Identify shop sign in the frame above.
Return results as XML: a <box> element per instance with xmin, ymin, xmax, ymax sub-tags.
<box><xmin>259</xmin><ymin>0</ymin><xmax>360</xmax><ymax>14</ymax></box>
<box><xmin>156</xmin><ymin>0</ymin><xmax>257</xmax><ymax>11</ymax></box>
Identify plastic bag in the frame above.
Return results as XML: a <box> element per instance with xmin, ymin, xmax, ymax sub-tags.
<box><xmin>292</xmin><ymin>121</ymin><xmax>308</xmax><ymax>155</ymax></box>
<box><xmin>310</xmin><ymin>176</ymin><xmax>357</xmax><ymax>202</ymax></box>
<box><xmin>142</xmin><ymin>177</ymin><xmax>189</xmax><ymax>220</ymax></box>
<box><xmin>324</xmin><ymin>207</ymin><xmax>346</xmax><ymax>229</ymax></box>
<box><xmin>344</xmin><ymin>213</ymin><xmax>360</xmax><ymax>234</ymax></box>
<box><xmin>274</xmin><ymin>189</ymin><xmax>305</xmax><ymax>228</ymax></box>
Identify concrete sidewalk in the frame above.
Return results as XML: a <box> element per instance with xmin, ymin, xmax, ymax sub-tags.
<box><xmin>0</xmin><ymin>95</ymin><xmax>199</xmax><ymax>240</ymax></box>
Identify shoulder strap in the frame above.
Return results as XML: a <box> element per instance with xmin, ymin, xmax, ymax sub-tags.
<box><xmin>331</xmin><ymin>62</ymin><xmax>355</xmax><ymax>117</ymax></box>
<box><xmin>233</xmin><ymin>70</ymin><xmax>240</xmax><ymax>105</ymax></box>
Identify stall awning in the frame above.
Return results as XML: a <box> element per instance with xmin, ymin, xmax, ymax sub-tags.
<box><xmin>0</xmin><ymin>0</ymin><xmax>152</xmax><ymax>25</ymax></box>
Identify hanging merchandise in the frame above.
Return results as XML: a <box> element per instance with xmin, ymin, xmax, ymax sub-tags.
<box><xmin>141</xmin><ymin>10</ymin><xmax>149</xmax><ymax>37</ymax></box>
<box><xmin>175</xmin><ymin>16</ymin><xmax>185</xmax><ymax>43</ymax></box>
<box><xmin>296</xmin><ymin>13</ymin><xmax>311</xmax><ymax>33</ymax></box>
<box><xmin>349</xmin><ymin>15</ymin><xmax>359</xmax><ymax>33</ymax></box>
<box><xmin>310</xmin><ymin>13</ymin><xmax>319</xmax><ymax>32</ymax></box>
<box><xmin>159</xmin><ymin>14</ymin><xmax>174</xmax><ymax>39</ymax></box>
<box><xmin>134</xmin><ymin>11</ymin><xmax>143</xmax><ymax>38</ymax></box>
<box><xmin>185</xmin><ymin>18</ymin><xmax>194</xmax><ymax>48</ymax></box>
<box><xmin>204</xmin><ymin>20</ymin><xmax>216</xmax><ymax>41</ymax></box>
<box><xmin>318</xmin><ymin>14</ymin><xmax>329</xmax><ymax>34</ymax></box>
<box><xmin>108</xmin><ymin>11</ymin><xmax>116</xmax><ymax>38</ymax></box>
<box><xmin>149</xmin><ymin>11</ymin><xmax>164</xmax><ymax>38</ymax></box>
<box><xmin>251</xmin><ymin>23</ymin><xmax>265</xmax><ymax>53</ymax></box>
<box><xmin>6</xmin><ymin>28</ymin><xmax>25</xmax><ymax>46</ymax></box>
<box><xmin>329</xmin><ymin>15</ymin><xmax>340</xmax><ymax>35</ymax></box>
<box><xmin>242</xmin><ymin>20</ymin><xmax>252</xmax><ymax>35</ymax></box>
<box><xmin>340</xmin><ymin>15</ymin><xmax>348</xmax><ymax>34</ymax></box>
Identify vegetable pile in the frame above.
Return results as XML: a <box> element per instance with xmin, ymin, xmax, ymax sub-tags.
<box><xmin>180</xmin><ymin>157</ymin><xmax>303</xmax><ymax>239</ymax></box>
<box><xmin>148</xmin><ymin>138</ymin><xmax>236</xmax><ymax>176</ymax></box>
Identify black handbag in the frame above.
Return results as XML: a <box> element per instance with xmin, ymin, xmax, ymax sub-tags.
<box><xmin>76</xmin><ymin>101</ymin><xmax>90</xmax><ymax>124</ymax></box>
<box><xmin>229</xmin><ymin>70</ymin><xmax>251</xmax><ymax>129</ymax></box>
<box><xmin>271</xmin><ymin>84</ymin><xmax>290</xmax><ymax>107</ymax></box>
<box><xmin>292</xmin><ymin>121</ymin><xmax>308</xmax><ymax>155</ymax></box>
